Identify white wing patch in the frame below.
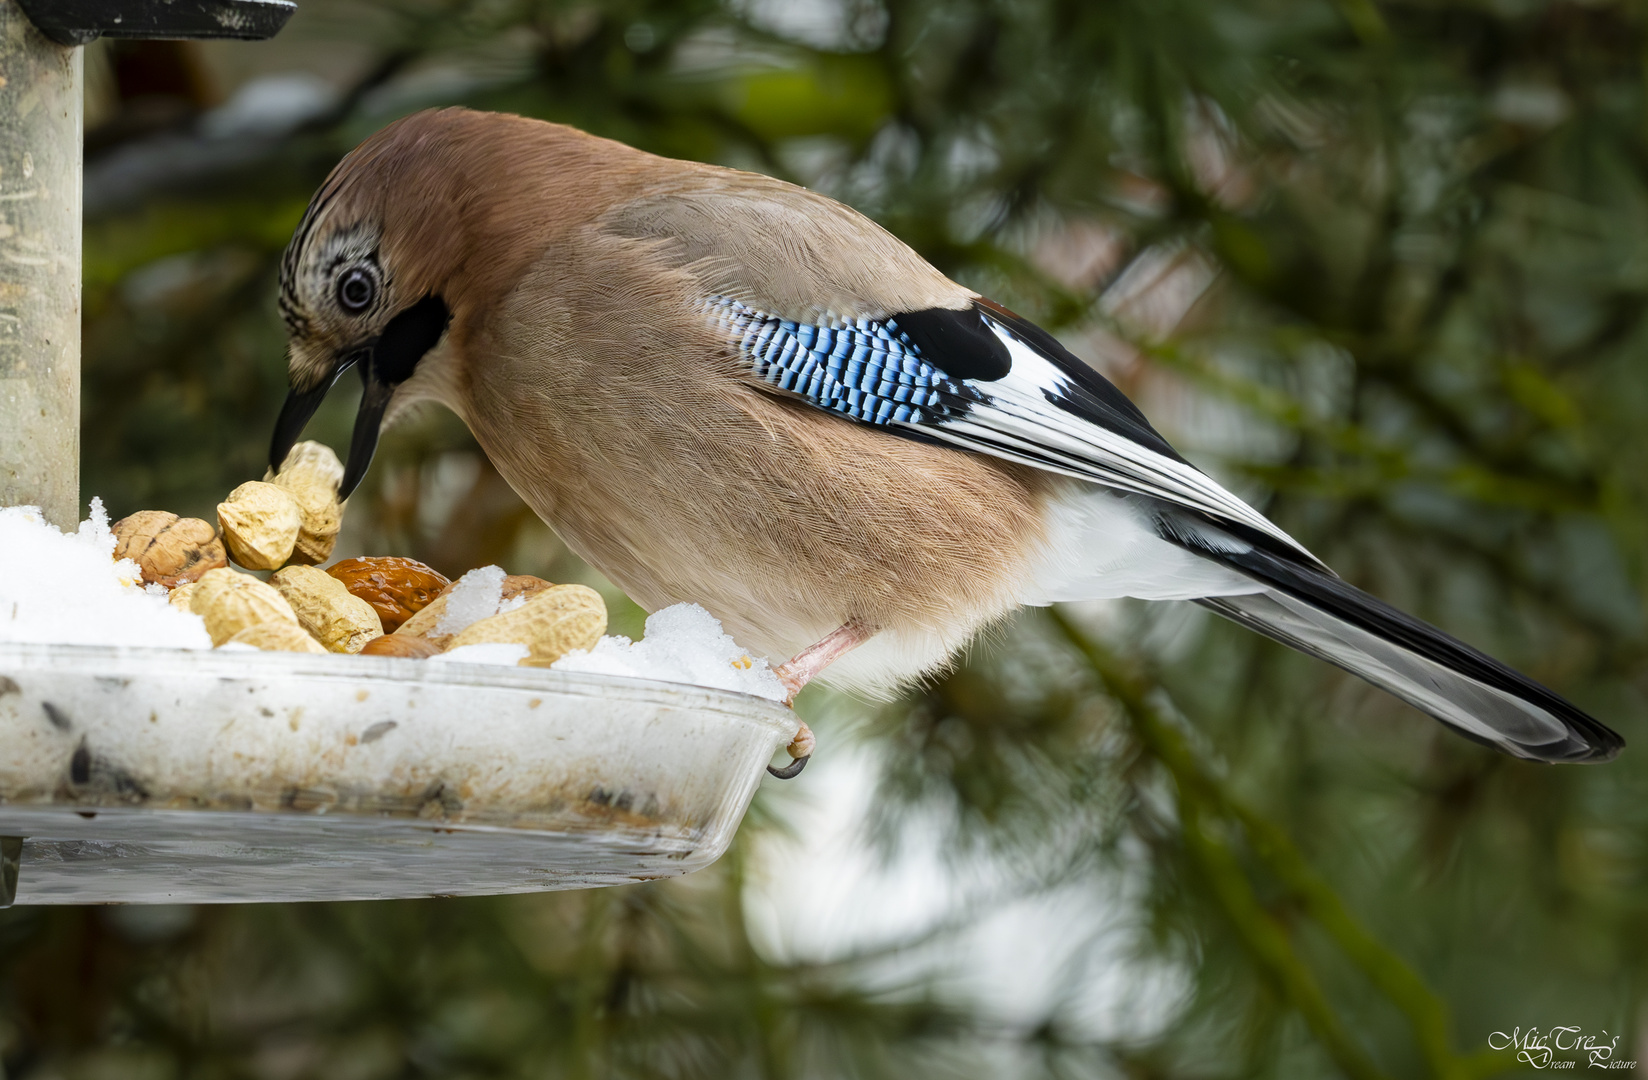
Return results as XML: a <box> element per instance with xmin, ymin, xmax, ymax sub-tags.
<box><xmin>914</xmin><ymin>321</ymin><xmax>1318</xmax><ymax>563</ymax></box>
<box><xmin>1021</xmin><ymin>486</ymin><xmax>1267</xmax><ymax>605</ymax></box>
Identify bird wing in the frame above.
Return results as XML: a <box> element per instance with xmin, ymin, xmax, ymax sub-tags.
<box><xmin>608</xmin><ymin>178</ymin><xmax>1306</xmax><ymax>559</ymax></box>
<box><xmin>700</xmin><ymin>292</ymin><xmax>1323</xmax><ymax>568</ymax></box>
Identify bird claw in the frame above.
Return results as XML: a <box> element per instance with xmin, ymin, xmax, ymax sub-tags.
<box><xmin>767</xmin><ymin>721</ymin><xmax>814</xmax><ymax>779</ymax></box>
<box><xmin>767</xmin><ymin>755</ymin><xmax>809</xmax><ymax>779</ymax></box>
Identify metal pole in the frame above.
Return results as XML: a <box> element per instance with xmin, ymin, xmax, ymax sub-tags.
<box><xmin>0</xmin><ymin>0</ymin><xmax>79</xmax><ymax>529</ymax></box>
<box><xmin>0</xmin><ymin>835</ymin><xmax>19</xmax><ymax>907</ymax></box>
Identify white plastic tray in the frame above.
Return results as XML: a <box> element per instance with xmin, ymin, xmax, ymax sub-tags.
<box><xmin>0</xmin><ymin>642</ymin><xmax>798</xmax><ymax>904</ymax></box>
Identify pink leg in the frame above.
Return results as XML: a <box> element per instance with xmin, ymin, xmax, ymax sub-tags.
<box><xmin>767</xmin><ymin>620</ymin><xmax>874</xmax><ymax>779</ymax></box>
<box><xmin>774</xmin><ymin>619</ymin><xmax>874</xmax><ymax>704</ymax></box>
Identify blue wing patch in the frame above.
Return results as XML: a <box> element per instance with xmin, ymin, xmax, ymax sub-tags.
<box><xmin>703</xmin><ymin>297</ymin><xmax>980</xmax><ymax>426</ymax></box>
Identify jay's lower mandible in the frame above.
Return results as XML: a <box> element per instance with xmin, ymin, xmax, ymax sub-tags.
<box><xmin>268</xmin><ymin>107</ymin><xmax>1623</xmax><ymax>768</ymax></box>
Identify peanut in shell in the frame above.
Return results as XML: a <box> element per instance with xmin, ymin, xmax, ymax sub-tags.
<box><xmin>390</xmin><ymin>575</ymin><xmax>552</xmax><ymax>649</ymax></box>
<box><xmin>268</xmin><ymin>441</ymin><xmax>345</xmax><ymax>565</ymax></box>
<box><xmin>229</xmin><ymin>622</ymin><xmax>328</xmax><ymax>654</ymax></box>
<box><xmin>190</xmin><ymin>567</ymin><xmax>299</xmax><ymax>646</ymax></box>
<box><xmin>218</xmin><ymin>482</ymin><xmax>301</xmax><ymax>571</ymax></box>
<box><xmin>269</xmin><ymin>564</ymin><xmax>384</xmax><ymax>654</ymax></box>
<box><xmin>446</xmin><ymin>584</ymin><xmax>606</xmax><ymax>667</ymax></box>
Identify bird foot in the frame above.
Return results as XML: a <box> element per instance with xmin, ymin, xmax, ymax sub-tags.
<box><xmin>766</xmin><ymin>621</ymin><xmax>872</xmax><ymax>779</ymax></box>
<box><xmin>766</xmin><ymin>720</ymin><xmax>815</xmax><ymax>779</ymax></box>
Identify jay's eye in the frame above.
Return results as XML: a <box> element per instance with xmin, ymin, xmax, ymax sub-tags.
<box><xmin>337</xmin><ymin>267</ymin><xmax>377</xmax><ymax>313</ymax></box>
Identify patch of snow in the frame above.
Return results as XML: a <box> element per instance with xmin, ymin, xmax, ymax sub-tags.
<box><xmin>431</xmin><ymin>642</ymin><xmax>530</xmax><ymax>667</ymax></box>
<box><xmin>0</xmin><ymin>501</ymin><xmax>212</xmax><ymax>649</ymax></box>
<box><xmin>434</xmin><ymin>565</ymin><xmax>506</xmax><ymax>637</ymax></box>
<box><xmin>553</xmin><ymin>603</ymin><xmax>787</xmax><ymax>702</ymax></box>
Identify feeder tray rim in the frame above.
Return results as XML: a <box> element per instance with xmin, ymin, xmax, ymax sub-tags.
<box><xmin>0</xmin><ymin>639</ymin><xmax>795</xmax><ymax>723</ymax></box>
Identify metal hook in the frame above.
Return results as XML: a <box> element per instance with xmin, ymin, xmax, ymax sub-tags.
<box><xmin>1</xmin><ymin>836</ymin><xmax>21</xmax><ymax>908</ymax></box>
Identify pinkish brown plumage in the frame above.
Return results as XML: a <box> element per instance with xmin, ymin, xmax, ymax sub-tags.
<box><xmin>269</xmin><ymin>107</ymin><xmax>1622</xmax><ymax>767</ymax></box>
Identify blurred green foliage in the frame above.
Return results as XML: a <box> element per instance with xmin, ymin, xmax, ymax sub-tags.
<box><xmin>4</xmin><ymin>0</ymin><xmax>1648</xmax><ymax>1076</ymax></box>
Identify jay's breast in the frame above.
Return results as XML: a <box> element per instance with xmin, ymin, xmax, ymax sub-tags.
<box><xmin>476</xmin><ymin>386</ymin><xmax>1056</xmax><ymax>659</ymax></box>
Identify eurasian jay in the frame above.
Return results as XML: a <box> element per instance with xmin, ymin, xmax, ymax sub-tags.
<box><xmin>269</xmin><ymin>108</ymin><xmax>1623</xmax><ymax>768</ymax></box>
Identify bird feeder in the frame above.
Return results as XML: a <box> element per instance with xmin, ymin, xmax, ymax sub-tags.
<box><xmin>0</xmin><ymin>644</ymin><xmax>796</xmax><ymax>903</ymax></box>
<box><xmin>0</xmin><ymin>1</ymin><xmax>799</xmax><ymax>907</ymax></box>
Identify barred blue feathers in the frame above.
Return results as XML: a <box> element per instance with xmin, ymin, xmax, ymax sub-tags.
<box><xmin>703</xmin><ymin>297</ymin><xmax>977</xmax><ymax>426</ymax></box>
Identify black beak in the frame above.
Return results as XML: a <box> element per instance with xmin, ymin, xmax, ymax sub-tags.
<box><xmin>269</xmin><ymin>293</ymin><xmax>451</xmax><ymax>500</ymax></box>
<box><xmin>339</xmin><ymin>361</ymin><xmax>393</xmax><ymax>500</ymax></box>
<box><xmin>269</xmin><ymin>356</ymin><xmax>359</xmax><ymax>475</ymax></box>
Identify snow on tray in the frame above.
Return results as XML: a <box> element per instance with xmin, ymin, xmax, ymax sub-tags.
<box><xmin>434</xmin><ymin>565</ymin><xmax>506</xmax><ymax>637</ymax></box>
<box><xmin>0</xmin><ymin>500</ymin><xmax>212</xmax><ymax>649</ymax></box>
<box><xmin>433</xmin><ymin>642</ymin><xmax>530</xmax><ymax>666</ymax></box>
<box><xmin>553</xmin><ymin>603</ymin><xmax>787</xmax><ymax>702</ymax></box>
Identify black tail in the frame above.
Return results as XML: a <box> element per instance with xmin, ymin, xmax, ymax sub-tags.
<box><xmin>1157</xmin><ymin>512</ymin><xmax>1624</xmax><ymax>764</ymax></box>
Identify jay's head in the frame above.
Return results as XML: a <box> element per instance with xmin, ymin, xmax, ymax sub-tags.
<box><xmin>269</xmin><ymin>111</ymin><xmax>490</xmax><ymax>498</ymax></box>
<box><xmin>268</xmin><ymin>107</ymin><xmax>657</xmax><ymax>496</ymax></box>
<box><xmin>271</xmin><ymin>198</ymin><xmax>452</xmax><ymax>498</ymax></box>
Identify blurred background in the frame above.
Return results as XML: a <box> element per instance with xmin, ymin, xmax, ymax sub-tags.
<box><xmin>3</xmin><ymin>0</ymin><xmax>1647</xmax><ymax>1075</ymax></box>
